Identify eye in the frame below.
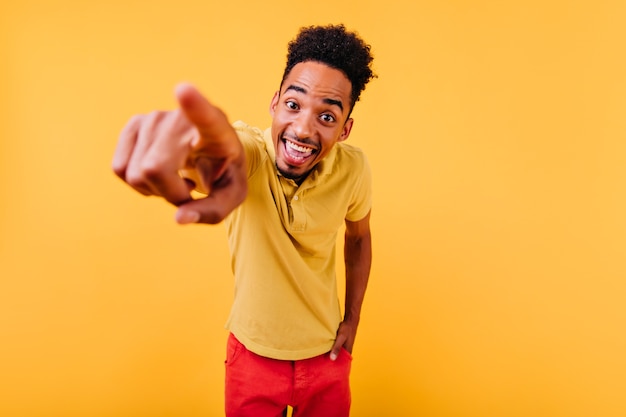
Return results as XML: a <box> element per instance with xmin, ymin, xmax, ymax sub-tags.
<box><xmin>320</xmin><ymin>113</ymin><xmax>336</xmax><ymax>123</ymax></box>
<box><xmin>286</xmin><ymin>100</ymin><xmax>299</xmax><ymax>110</ymax></box>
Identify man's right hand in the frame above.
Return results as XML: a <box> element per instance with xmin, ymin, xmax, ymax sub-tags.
<box><xmin>112</xmin><ymin>83</ymin><xmax>247</xmax><ymax>224</ymax></box>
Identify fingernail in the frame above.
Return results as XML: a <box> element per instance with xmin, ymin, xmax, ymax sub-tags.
<box><xmin>177</xmin><ymin>211</ymin><xmax>200</xmax><ymax>224</ymax></box>
<box><xmin>175</xmin><ymin>82</ymin><xmax>192</xmax><ymax>95</ymax></box>
<box><xmin>330</xmin><ymin>352</ymin><xmax>338</xmax><ymax>361</ymax></box>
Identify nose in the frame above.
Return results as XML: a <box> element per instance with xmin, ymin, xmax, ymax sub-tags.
<box><xmin>291</xmin><ymin>111</ymin><xmax>314</xmax><ymax>140</ymax></box>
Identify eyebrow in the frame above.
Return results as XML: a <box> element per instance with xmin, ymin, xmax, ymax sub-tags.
<box><xmin>285</xmin><ymin>84</ymin><xmax>344</xmax><ymax>112</ymax></box>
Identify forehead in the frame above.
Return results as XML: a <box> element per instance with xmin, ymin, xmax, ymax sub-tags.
<box><xmin>281</xmin><ymin>61</ymin><xmax>352</xmax><ymax>105</ymax></box>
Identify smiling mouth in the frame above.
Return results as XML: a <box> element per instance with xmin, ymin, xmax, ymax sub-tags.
<box><xmin>283</xmin><ymin>138</ymin><xmax>317</xmax><ymax>163</ymax></box>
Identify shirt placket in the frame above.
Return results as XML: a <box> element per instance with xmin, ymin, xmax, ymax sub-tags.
<box><xmin>290</xmin><ymin>191</ymin><xmax>306</xmax><ymax>232</ymax></box>
<box><xmin>279</xmin><ymin>176</ymin><xmax>306</xmax><ymax>232</ymax></box>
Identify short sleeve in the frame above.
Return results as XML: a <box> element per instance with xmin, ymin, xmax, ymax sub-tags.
<box><xmin>345</xmin><ymin>152</ymin><xmax>372</xmax><ymax>222</ymax></box>
<box><xmin>232</xmin><ymin>121</ymin><xmax>266</xmax><ymax>178</ymax></box>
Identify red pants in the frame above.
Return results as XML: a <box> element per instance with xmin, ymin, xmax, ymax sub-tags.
<box><xmin>225</xmin><ymin>333</ymin><xmax>352</xmax><ymax>417</ymax></box>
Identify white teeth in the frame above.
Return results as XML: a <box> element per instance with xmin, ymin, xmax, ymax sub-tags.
<box><xmin>286</xmin><ymin>140</ymin><xmax>313</xmax><ymax>154</ymax></box>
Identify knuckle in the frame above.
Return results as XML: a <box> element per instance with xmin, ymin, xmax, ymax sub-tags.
<box><xmin>125</xmin><ymin>170</ymin><xmax>146</xmax><ymax>189</ymax></box>
<box><xmin>146</xmin><ymin>110</ymin><xmax>167</xmax><ymax>120</ymax></box>
<box><xmin>111</xmin><ymin>161</ymin><xmax>126</xmax><ymax>179</ymax></box>
<box><xmin>120</xmin><ymin>114</ymin><xmax>143</xmax><ymax>135</ymax></box>
<box><xmin>139</xmin><ymin>160</ymin><xmax>166</xmax><ymax>181</ymax></box>
<box><xmin>128</xmin><ymin>113</ymin><xmax>145</xmax><ymax>125</ymax></box>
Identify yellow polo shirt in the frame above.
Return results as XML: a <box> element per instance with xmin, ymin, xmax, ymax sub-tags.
<box><xmin>224</xmin><ymin>121</ymin><xmax>372</xmax><ymax>360</ymax></box>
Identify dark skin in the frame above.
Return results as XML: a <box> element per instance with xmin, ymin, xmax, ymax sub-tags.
<box><xmin>333</xmin><ymin>211</ymin><xmax>372</xmax><ymax>359</ymax></box>
<box><xmin>268</xmin><ymin>62</ymin><xmax>372</xmax><ymax>358</ymax></box>
<box><xmin>112</xmin><ymin>84</ymin><xmax>247</xmax><ymax>224</ymax></box>
<box><xmin>112</xmin><ymin>64</ymin><xmax>372</xmax><ymax>358</ymax></box>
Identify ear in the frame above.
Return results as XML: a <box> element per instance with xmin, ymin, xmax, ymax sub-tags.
<box><xmin>338</xmin><ymin>118</ymin><xmax>354</xmax><ymax>142</ymax></box>
<box><xmin>269</xmin><ymin>91</ymin><xmax>280</xmax><ymax>116</ymax></box>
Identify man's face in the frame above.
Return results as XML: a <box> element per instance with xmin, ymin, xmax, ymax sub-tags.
<box><xmin>270</xmin><ymin>61</ymin><xmax>354</xmax><ymax>183</ymax></box>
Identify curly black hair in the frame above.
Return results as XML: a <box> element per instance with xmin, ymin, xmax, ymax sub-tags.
<box><xmin>281</xmin><ymin>24</ymin><xmax>376</xmax><ymax>110</ymax></box>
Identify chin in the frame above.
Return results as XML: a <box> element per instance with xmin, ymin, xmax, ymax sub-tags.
<box><xmin>276</xmin><ymin>163</ymin><xmax>306</xmax><ymax>182</ymax></box>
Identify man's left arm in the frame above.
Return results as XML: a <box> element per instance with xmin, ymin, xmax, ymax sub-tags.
<box><xmin>330</xmin><ymin>210</ymin><xmax>372</xmax><ymax>360</ymax></box>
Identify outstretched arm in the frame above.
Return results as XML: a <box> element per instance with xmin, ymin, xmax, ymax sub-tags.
<box><xmin>330</xmin><ymin>211</ymin><xmax>372</xmax><ymax>360</ymax></box>
<box><xmin>112</xmin><ymin>84</ymin><xmax>247</xmax><ymax>224</ymax></box>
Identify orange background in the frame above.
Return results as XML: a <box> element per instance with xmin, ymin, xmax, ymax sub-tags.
<box><xmin>1</xmin><ymin>1</ymin><xmax>625</xmax><ymax>416</ymax></box>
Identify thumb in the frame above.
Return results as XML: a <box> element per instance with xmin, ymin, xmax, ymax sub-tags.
<box><xmin>330</xmin><ymin>336</ymin><xmax>345</xmax><ymax>361</ymax></box>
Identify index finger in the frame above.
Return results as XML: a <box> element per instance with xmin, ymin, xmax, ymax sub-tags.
<box><xmin>175</xmin><ymin>83</ymin><xmax>243</xmax><ymax>164</ymax></box>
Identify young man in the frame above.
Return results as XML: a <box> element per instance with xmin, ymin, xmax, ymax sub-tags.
<box><xmin>112</xmin><ymin>24</ymin><xmax>375</xmax><ymax>417</ymax></box>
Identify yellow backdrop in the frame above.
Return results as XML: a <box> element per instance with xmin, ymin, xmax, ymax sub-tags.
<box><xmin>1</xmin><ymin>1</ymin><xmax>625</xmax><ymax>416</ymax></box>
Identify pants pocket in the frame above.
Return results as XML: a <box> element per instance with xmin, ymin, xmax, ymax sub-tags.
<box><xmin>225</xmin><ymin>333</ymin><xmax>244</xmax><ymax>366</ymax></box>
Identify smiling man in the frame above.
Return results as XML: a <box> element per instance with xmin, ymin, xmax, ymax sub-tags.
<box><xmin>270</xmin><ymin>61</ymin><xmax>354</xmax><ymax>183</ymax></box>
<box><xmin>113</xmin><ymin>24</ymin><xmax>375</xmax><ymax>417</ymax></box>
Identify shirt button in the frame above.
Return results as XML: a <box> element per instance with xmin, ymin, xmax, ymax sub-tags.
<box><xmin>294</xmin><ymin>195</ymin><xmax>299</xmax><ymax>201</ymax></box>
